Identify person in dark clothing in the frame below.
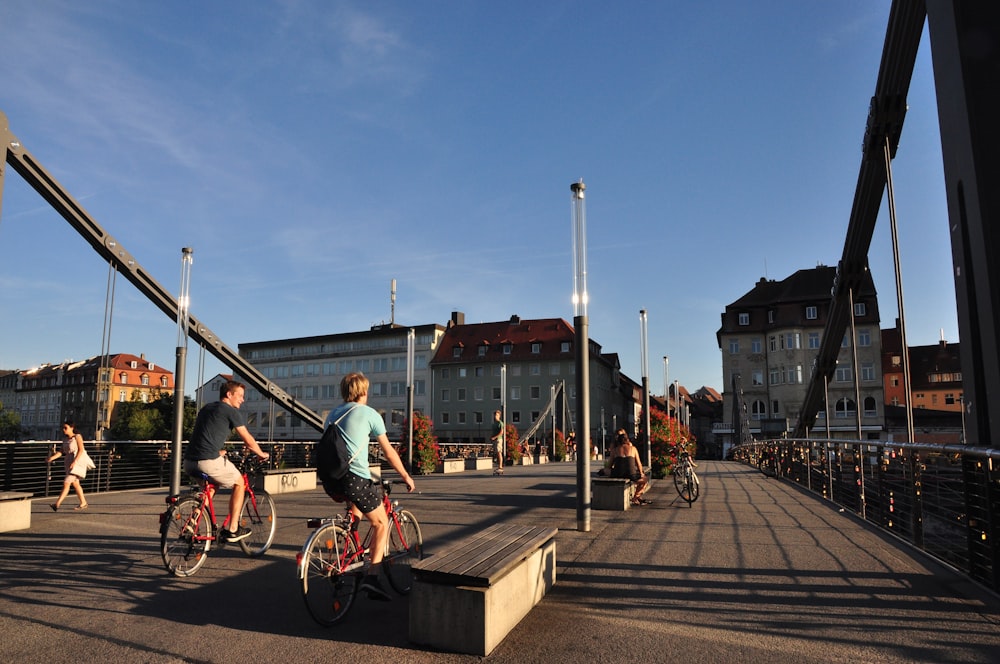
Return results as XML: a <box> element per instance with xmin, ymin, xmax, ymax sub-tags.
<box><xmin>610</xmin><ymin>429</ymin><xmax>650</xmax><ymax>505</ymax></box>
<box><xmin>183</xmin><ymin>380</ymin><xmax>269</xmax><ymax>542</ymax></box>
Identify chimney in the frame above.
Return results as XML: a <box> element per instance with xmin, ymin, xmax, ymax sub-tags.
<box><xmin>450</xmin><ymin>311</ymin><xmax>465</xmax><ymax>326</ymax></box>
<box><xmin>510</xmin><ymin>314</ymin><xmax>521</xmax><ymax>325</ymax></box>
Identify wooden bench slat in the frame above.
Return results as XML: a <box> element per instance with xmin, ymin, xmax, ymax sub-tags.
<box><xmin>413</xmin><ymin>523</ymin><xmax>557</xmax><ymax>587</ymax></box>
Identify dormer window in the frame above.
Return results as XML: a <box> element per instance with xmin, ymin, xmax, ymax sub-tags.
<box><xmin>453</xmin><ymin>347</ymin><xmax>462</xmax><ymax>358</ymax></box>
<box><xmin>503</xmin><ymin>343</ymin><xmax>512</xmax><ymax>355</ymax></box>
<box><xmin>130</xmin><ymin>361</ymin><xmax>138</xmax><ymax>369</ymax></box>
<box><xmin>119</xmin><ymin>372</ymin><xmax>128</xmax><ymax>384</ymax></box>
<box><xmin>531</xmin><ymin>343</ymin><xmax>541</xmax><ymax>354</ymax></box>
<box><xmin>478</xmin><ymin>345</ymin><xmax>487</xmax><ymax>357</ymax></box>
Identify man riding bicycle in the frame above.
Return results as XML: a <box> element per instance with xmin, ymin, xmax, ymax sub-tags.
<box><xmin>183</xmin><ymin>380</ymin><xmax>270</xmax><ymax>543</ymax></box>
<box><xmin>319</xmin><ymin>372</ymin><xmax>416</xmax><ymax>601</ymax></box>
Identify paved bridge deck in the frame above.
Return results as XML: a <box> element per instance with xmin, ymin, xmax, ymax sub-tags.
<box><xmin>1</xmin><ymin>461</ymin><xmax>997</xmax><ymax>663</ymax></box>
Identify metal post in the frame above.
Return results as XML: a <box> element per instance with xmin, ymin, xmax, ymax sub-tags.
<box><xmin>406</xmin><ymin>328</ymin><xmax>415</xmax><ymax>469</ymax></box>
<box><xmin>571</xmin><ymin>179</ymin><xmax>591</xmax><ymax>532</ymax></box>
<box><xmin>848</xmin><ymin>287</ymin><xmax>863</xmax><ymax>439</ymax></box>
<box><xmin>639</xmin><ymin>309</ymin><xmax>651</xmax><ymax>471</ymax></box>
<box><xmin>170</xmin><ymin>247</ymin><xmax>193</xmax><ymax>497</ymax></box>
<box><xmin>500</xmin><ymin>364</ymin><xmax>507</xmax><ymax>460</ymax></box>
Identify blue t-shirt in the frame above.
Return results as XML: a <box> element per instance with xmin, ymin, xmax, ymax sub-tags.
<box><xmin>323</xmin><ymin>402</ymin><xmax>386</xmax><ymax>480</ymax></box>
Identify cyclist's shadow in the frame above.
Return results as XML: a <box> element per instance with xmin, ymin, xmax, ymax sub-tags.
<box><xmin>137</xmin><ymin>557</ymin><xmax>413</xmax><ymax>645</ymax></box>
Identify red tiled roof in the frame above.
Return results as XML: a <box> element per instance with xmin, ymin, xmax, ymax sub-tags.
<box><xmin>431</xmin><ymin>318</ymin><xmax>578</xmax><ymax>364</ymax></box>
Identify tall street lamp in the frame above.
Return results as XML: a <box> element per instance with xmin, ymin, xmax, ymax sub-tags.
<box><xmin>639</xmin><ymin>309</ymin><xmax>651</xmax><ymax>471</ymax></box>
<box><xmin>170</xmin><ymin>247</ymin><xmax>193</xmax><ymax>496</ymax></box>
<box><xmin>570</xmin><ymin>179</ymin><xmax>591</xmax><ymax>533</ymax></box>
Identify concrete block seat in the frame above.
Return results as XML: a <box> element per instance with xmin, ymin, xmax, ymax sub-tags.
<box><xmin>592</xmin><ymin>476</ymin><xmax>636</xmax><ymax>510</ymax></box>
<box><xmin>409</xmin><ymin>522</ymin><xmax>558</xmax><ymax>656</ymax></box>
<box><xmin>0</xmin><ymin>492</ymin><xmax>33</xmax><ymax>533</ymax></box>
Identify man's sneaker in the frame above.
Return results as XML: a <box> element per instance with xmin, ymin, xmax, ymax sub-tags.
<box><xmin>222</xmin><ymin>526</ymin><xmax>252</xmax><ymax>543</ymax></box>
<box><xmin>360</xmin><ymin>575</ymin><xmax>391</xmax><ymax>601</ymax></box>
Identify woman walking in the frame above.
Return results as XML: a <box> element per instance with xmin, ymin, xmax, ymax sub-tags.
<box><xmin>46</xmin><ymin>420</ymin><xmax>91</xmax><ymax>511</ymax></box>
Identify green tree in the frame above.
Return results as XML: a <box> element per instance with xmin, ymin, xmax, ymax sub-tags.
<box><xmin>108</xmin><ymin>391</ymin><xmax>197</xmax><ymax>440</ymax></box>
<box><xmin>0</xmin><ymin>405</ymin><xmax>25</xmax><ymax>441</ymax></box>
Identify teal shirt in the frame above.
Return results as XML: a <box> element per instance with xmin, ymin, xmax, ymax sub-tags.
<box><xmin>324</xmin><ymin>402</ymin><xmax>386</xmax><ymax>479</ymax></box>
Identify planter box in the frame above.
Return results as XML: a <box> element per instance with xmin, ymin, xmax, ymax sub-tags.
<box><xmin>437</xmin><ymin>458</ymin><xmax>465</xmax><ymax>474</ymax></box>
<box><xmin>466</xmin><ymin>457</ymin><xmax>493</xmax><ymax>470</ymax></box>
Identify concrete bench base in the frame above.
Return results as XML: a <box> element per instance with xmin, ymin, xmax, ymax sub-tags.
<box><xmin>466</xmin><ymin>457</ymin><xmax>493</xmax><ymax>470</ymax></box>
<box><xmin>410</xmin><ymin>523</ymin><xmax>557</xmax><ymax>656</ymax></box>
<box><xmin>0</xmin><ymin>492</ymin><xmax>32</xmax><ymax>532</ymax></box>
<box><xmin>260</xmin><ymin>469</ymin><xmax>316</xmax><ymax>495</ymax></box>
<box><xmin>592</xmin><ymin>477</ymin><xmax>635</xmax><ymax>510</ymax></box>
<box><xmin>534</xmin><ymin>454</ymin><xmax>549</xmax><ymax>464</ymax></box>
<box><xmin>517</xmin><ymin>455</ymin><xmax>533</xmax><ymax>465</ymax></box>
<box><xmin>437</xmin><ymin>458</ymin><xmax>465</xmax><ymax>474</ymax></box>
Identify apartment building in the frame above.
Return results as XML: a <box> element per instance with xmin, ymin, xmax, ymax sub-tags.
<box><xmin>10</xmin><ymin>353</ymin><xmax>173</xmax><ymax>440</ymax></box>
<box><xmin>882</xmin><ymin>326</ymin><xmax>963</xmax><ymax>412</ymax></box>
<box><xmin>237</xmin><ymin>322</ymin><xmax>446</xmax><ymax>441</ymax></box>
<box><xmin>717</xmin><ymin>266</ymin><xmax>885</xmax><ymax>445</ymax></box>
<box><xmin>429</xmin><ymin>314</ymin><xmax>634</xmax><ymax>445</ymax></box>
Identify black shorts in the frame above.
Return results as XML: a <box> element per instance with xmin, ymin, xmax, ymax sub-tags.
<box><xmin>322</xmin><ymin>472</ymin><xmax>383</xmax><ymax>514</ymax></box>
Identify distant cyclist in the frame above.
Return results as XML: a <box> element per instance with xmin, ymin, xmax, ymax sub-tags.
<box><xmin>183</xmin><ymin>380</ymin><xmax>269</xmax><ymax>543</ymax></box>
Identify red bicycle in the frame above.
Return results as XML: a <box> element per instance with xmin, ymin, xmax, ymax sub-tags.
<box><xmin>296</xmin><ymin>479</ymin><xmax>422</xmax><ymax>625</ymax></box>
<box><xmin>159</xmin><ymin>452</ymin><xmax>276</xmax><ymax>577</ymax></box>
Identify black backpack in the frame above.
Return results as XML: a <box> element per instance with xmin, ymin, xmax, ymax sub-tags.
<box><xmin>316</xmin><ymin>405</ymin><xmax>359</xmax><ymax>482</ymax></box>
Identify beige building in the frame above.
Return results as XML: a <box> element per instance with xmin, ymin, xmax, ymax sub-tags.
<box><xmin>237</xmin><ymin>322</ymin><xmax>446</xmax><ymax>441</ymax></box>
<box><xmin>717</xmin><ymin>266</ymin><xmax>885</xmax><ymax>447</ymax></box>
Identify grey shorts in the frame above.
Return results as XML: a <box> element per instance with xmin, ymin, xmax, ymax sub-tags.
<box><xmin>184</xmin><ymin>455</ymin><xmax>242</xmax><ymax>487</ymax></box>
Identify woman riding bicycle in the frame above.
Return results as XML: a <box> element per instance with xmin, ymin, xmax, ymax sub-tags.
<box><xmin>318</xmin><ymin>372</ymin><xmax>416</xmax><ymax>601</ymax></box>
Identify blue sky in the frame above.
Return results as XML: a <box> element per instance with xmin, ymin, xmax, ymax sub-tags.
<box><xmin>0</xmin><ymin>1</ymin><xmax>955</xmax><ymax>397</ymax></box>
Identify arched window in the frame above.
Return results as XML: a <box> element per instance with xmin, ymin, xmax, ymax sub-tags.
<box><xmin>863</xmin><ymin>396</ymin><xmax>878</xmax><ymax>417</ymax></box>
<box><xmin>835</xmin><ymin>398</ymin><xmax>856</xmax><ymax>419</ymax></box>
<box><xmin>119</xmin><ymin>372</ymin><xmax>128</xmax><ymax>384</ymax></box>
<box><xmin>751</xmin><ymin>400</ymin><xmax>767</xmax><ymax>421</ymax></box>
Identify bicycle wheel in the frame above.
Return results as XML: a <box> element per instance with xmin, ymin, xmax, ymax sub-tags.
<box><xmin>161</xmin><ymin>495</ymin><xmax>212</xmax><ymax>577</ymax></box>
<box><xmin>301</xmin><ymin>524</ymin><xmax>361</xmax><ymax>626</ymax></box>
<box><xmin>385</xmin><ymin>509</ymin><xmax>423</xmax><ymax>595</ymax></box>
<box><xmin>238</xmin><ymin>490</ymin><xmax>276</xmax><ymax>557</ymax></box>
<box><xmin>686</xmin><ymin>472</ymin><xmax>701</xmax><ymax>504</ymax></box>
<box><xmin>674</xmin><ymin>467</ymin><xmax>697</xmax><ymax>504</ymax></box>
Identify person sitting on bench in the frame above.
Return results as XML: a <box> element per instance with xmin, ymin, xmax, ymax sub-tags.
<box><xmin>609</xmin><ymin>429</ymin><xmax>650</xmax><ymax>505</ymax></box>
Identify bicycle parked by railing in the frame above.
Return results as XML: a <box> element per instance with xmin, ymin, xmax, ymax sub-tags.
<box><xmin>296</xmin><ymin>479</ymin><xmax>422</xmax><ymax>625</ymax></box>
<box><xmin>159</xmin><ymin>452</ymin><xmax>276</xmax><ymax>577</ymax></box>
<box><xmin>673</xmin><ymin>450</ymin><xmax>700</xmax><ymax>505</ymax></box>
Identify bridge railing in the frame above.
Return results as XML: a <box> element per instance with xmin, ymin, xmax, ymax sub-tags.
<box><xmin>731</xmin><ymin>438</ymin><xmax>1000</xmax><ymax>594</ymax></box>
<box><xmin>0</xmin><ymin>439</ymin><xmax>497</xmax><ymax>499</ymax></box>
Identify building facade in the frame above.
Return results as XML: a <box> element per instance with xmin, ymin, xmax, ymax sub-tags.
<box><xmin>237</xmin><ymin>322</ymin><xmax>446</xmax><ymax>441</ymax></box>
<box><xmin>9</xmin><ymin>353</ymin><xmax>173</xmax><ymax>440</ymax></box>
<box><xmin>717</xmin><ymin>266</ymin><xmax>885</xmax><ymax>446</ymax></box>
<box><xmin>428</xmin><ymin>314</ymin><xmax>634</xmax><ymax>447</ymax></box>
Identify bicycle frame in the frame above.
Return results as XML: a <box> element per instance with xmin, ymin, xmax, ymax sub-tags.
<box><xmin>295</xmin><ymin>485</ymin><xmax>408</xmax><ymax>580</ymax></box>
